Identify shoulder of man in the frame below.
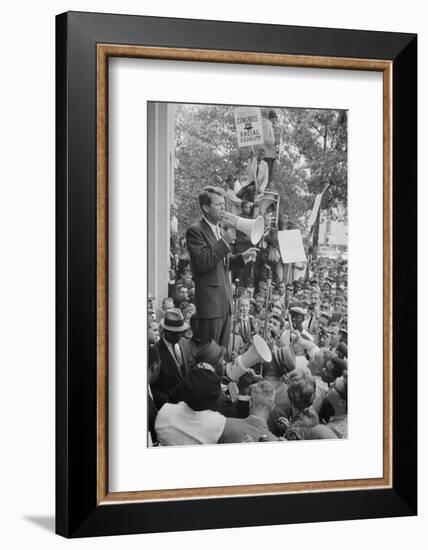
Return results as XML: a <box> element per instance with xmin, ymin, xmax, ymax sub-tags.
<box><xmin>222</xmin><ymin>417</ymin><xmax>247</xmax><ymax>438</ymax></box>
<box><xmin>186</xmin><ymin>219</ymin><xmax>205</xmax><ymax>234</ymax></box>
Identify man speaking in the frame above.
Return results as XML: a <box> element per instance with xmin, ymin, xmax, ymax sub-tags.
<box><xmin>186</xmin><ymin>186</ymin><xmax>258</xmax><ymax>350</ymax></box>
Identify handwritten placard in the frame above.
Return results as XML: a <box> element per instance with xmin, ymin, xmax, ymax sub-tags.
<box><xmin>278</xmin><ymin>229</ymin><xmax>307</xmax><ymax>264</ymax></box>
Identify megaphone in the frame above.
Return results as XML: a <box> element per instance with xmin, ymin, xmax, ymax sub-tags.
<box><xmin>259</xmin><ymin>191</ymin><xmax>280</xmax><ymax>226</ymax></box>
<box><xmin>259</xmin><ymin>191</ymin><xmax>279</xmax><ymax>216</ymax></box>
<box><xmin>226</xmin><ymin>335</ymin><xmax>272</xmax><ymax>381</ymax></box>
<box><xmin>222</xmin><ymin>212</ymin><xmax>264</xmax><ymax>245</ymax></box>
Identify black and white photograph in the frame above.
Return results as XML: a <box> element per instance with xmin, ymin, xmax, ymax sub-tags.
<box><xmin>147</xmin><ymin>102</ymin><xmax>348</xmax><ymax>446</ymax></box>
<box><xmin>0</xmin><ymin>0</ymin><xmax>421</xmax><ymax>545</ymax></box>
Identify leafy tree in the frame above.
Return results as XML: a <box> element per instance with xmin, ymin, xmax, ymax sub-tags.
<box><xmin>174</xmin><ymin>104</ymin><xmax>248</xmax><ymax>235</ymax></box>
<box><xmin>284</xmin><ymin>109</ymin><xmax>348</xmax><ymax>257</ymax></box>
<box><xmin>173</xmin><ymin>104</ymin><xmax>347</xmax><ymax>257</ymax></box>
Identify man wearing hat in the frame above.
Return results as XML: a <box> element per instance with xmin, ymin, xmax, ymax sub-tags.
<box><xmin>287</xmin><ymin>307</ymin><xmax>322</xmax><ymax>371</ymax></box>
<box><xmin>150</xmin><ymin>308</ymin><xmax>189</xmax><ymax>409</ymax></box>
<box><xmin>186</xmin><ymin>187</ymin><xmax>258</xmax><ymax>351</ymax></box>
<box><xmin>262</xmin><ymin>109</ymin><xmax>280</xmax><ymax>185</ymax></box>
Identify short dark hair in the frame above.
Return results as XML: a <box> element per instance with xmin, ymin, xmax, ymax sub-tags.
<box><xmin>269</xmin><ymin>313</ymin><xmax>284</xmax><ymax>329</ymax></box>
<box><xmin>330</xmin><ymin>357</ymin><xmax>347</xmax><ymax>379</ymax></box>
<box><xmin>198</xmin><ymin>186</ymin><xmax>224</xmax><ymax>211</ymax></box>
<box><xmin>287</xmin><ymin>370</ymin><xmax>316</xmax><ymax>411</ymax></box>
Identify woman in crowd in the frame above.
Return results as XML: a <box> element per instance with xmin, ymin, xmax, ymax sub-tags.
<box><xmin>283</xmin><ymin>369</ymin><xmax>337</xmax><ymax>440</ymax></box>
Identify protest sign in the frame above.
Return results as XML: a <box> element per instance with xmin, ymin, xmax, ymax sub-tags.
<box><xmin>234</xmin><ymin>107</ymin><xmax>264</xmax><ymax>147</ymax></box>
<box><xmin>278</xmin><ymin>229</ymin><xmax>307</xmax><ymax>264</ymax></box>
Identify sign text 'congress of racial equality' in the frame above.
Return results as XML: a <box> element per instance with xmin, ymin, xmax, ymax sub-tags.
<box><xmin>234</xmin><ymin>107</ymin><xmax>264</xmax><ymax>147</ymax></box>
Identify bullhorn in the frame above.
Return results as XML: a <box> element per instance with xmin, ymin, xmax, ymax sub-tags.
<box><xmin>222</xmin><ymin>212</ymin><xmax>264</xmax><ymax>245</ymax></box>
<box><xmin>226</xmin><ymin>335</ymin><xmax>272</xmax><ymax>381</ymax></box>
<box><xmin>259</xmin><ymin>191</ymin><xmax>279</xmax><ymax>216</ymax></box>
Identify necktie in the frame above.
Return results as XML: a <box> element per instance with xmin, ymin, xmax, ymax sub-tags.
<box><xmin>217</xmin><ymin>225</ymin><xmax>228</xmax><ymax>268</ymax></box>
<box><xmin>256</xmin><ymin>162</ymin><xmax>259</xmax><ymax>180</ymax></box>
<box><xmin>173</xmin><ymin>343</ymin><xmax>184</xmax><ymax>376</ymax></box>
<box><xmin>242</xmin><ymin>319</ymin><xmax>248</xmax><ymax>341</ymax></box>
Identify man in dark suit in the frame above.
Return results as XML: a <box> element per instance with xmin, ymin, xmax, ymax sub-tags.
<box><xmin>150</xmin><ymin>309</ymin><xmax>188</xmax><ymax>409</ymax></box>
<box><xmin>186</xmin><ymin>186</ymin><xmax>258</xmax><ymax>351</ymax></box>
<box><xmin>231</xmin><ymin>295</ymin><xmax>259</xmax><ymax>354</ymax></box>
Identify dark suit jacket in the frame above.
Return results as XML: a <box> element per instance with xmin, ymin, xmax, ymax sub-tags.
<box><xmin>186</xmin><ymin>218</ymin><xmax>244</xmax><ymax>320</ymax></box>
<box><xmin>233</xmin><ymin>315</ymin><xmax>258</xmax><ymax>339</ymax></box>
<box><xmin>150</xmin><ymin>338</ymin><xmax>185</xmax><ymax>409</ymax></box>
<box><xmin>148</xmin><ymin>391</ymin><xmax>159</xmax><ymax>443</ymax></box>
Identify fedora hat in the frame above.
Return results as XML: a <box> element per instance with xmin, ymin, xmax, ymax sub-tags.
<box><xmin>195</xmin><ymin>339</ymin><xmax>226</xmax><ymax>367</ymax></box>
<box><xmin>159</xmin><ymin>308</ymin><xmax>189</xmax><ymax>332</ymax></box>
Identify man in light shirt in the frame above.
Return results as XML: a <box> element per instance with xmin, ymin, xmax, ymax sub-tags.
<box><xmin>247</xmin><ymin>147</ymin><xmax>269</xmax><ymax>196</ymax></box>
<box><xmin>224</xmin><ymin>174</ymin><xmax>244</xmax><ymax>215</ymax></box>
<box><xmin>155</xmin><ymin>368</ymin><xmax>226</xmax><ymax>446</ymax></box>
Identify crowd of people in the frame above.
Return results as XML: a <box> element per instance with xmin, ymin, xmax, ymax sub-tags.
<box><xmin>147</xmin><ymin>109</ymin><xmax>348</xmax><ymax>447</ymax></box>
<box><xmin>148</xmin><ymin>220</ymin><xmax>347</xmax><ymax>445</ymax></box>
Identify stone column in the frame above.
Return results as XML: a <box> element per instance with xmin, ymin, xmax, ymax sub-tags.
<box><xmin>147</xmin><ymin>103</ymin><xmax>176</xmax><ymax>309</ymax></box>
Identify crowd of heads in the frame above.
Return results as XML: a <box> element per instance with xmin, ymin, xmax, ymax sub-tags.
<box><xmin>148</xmin><ymin>138</ymin><xmax>347</xmax><ymax>445</ymax></box>
<box><xmin>147</xmin><ymin>251</ymin><xmax>348</xmax><ymax>445</ymax></box>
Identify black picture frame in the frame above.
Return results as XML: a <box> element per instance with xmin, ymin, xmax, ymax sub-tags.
<box><xmin>56</xmin><ymin>11</ymin><xmax>417</xmax><ymax>538</ymax></box>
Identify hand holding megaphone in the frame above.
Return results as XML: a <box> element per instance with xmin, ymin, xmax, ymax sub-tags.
<box><xmin>265</xmin><ymin>332</ymin><xmax>275</xmax><ymax>350</ymax></box>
